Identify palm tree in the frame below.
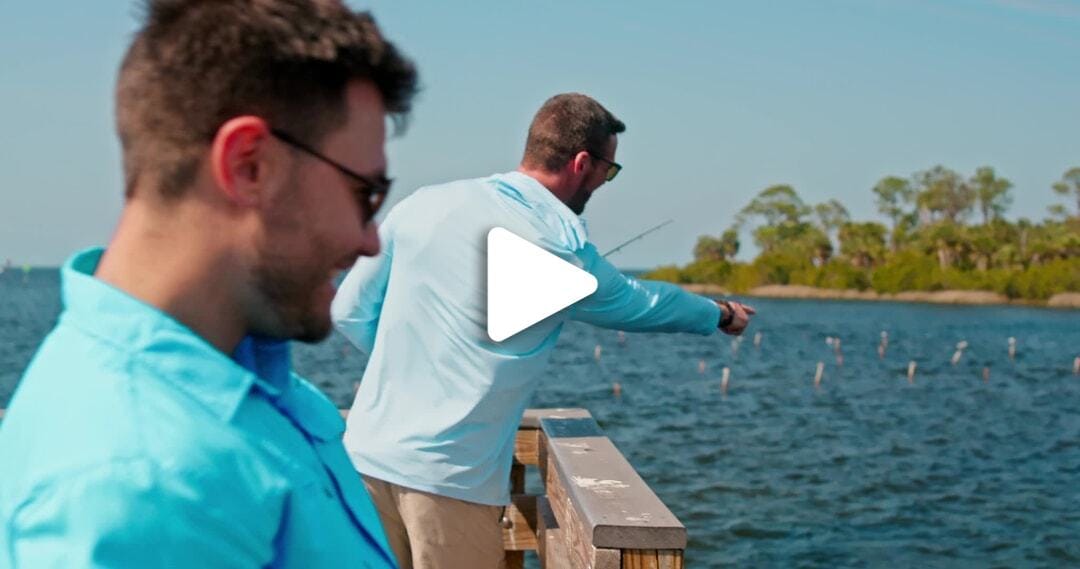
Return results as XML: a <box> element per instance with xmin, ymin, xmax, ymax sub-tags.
<box><xmin>1052</xmin><ymin>167</ymin><xmax>1080</xmax><ymax>217</ymax></box>
<box><xmin>970</xmin><ymin>166</ymin><xmax>1013</xmax><ymax>225</ymax></box>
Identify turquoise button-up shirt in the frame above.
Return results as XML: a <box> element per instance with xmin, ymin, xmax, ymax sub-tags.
<box><xmin>333</xmin><ymin>171</ymin><xmax>721</xmax><ymax>505</ymax></box>
<box><xmin>0</xmin><ymin>249</ymin><xmax>397</xmax><ymax>568</ymax></box>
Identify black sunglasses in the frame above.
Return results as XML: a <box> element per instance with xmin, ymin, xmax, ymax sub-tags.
<box><xmin>270</xmin><ymin>128</ymin><xmax>392</xmax><ymax>222</ymax></box>
<box><xmin>587</xmin><ymin>152</ymin><xmax>622</xmax><ymax>182</ymax></box>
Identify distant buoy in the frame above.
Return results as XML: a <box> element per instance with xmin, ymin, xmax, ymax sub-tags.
<box><xmin>731</xmin><ymin>336</ymin><xmax>741</xmax><ymax>357</ymax></box>
<box><xmin>814</xmin><ymin>361</ymin><xmax>824</xmax><ymax>388</ymax></box>
<box><xmin>612</xmin><ymin>381</ymin><xmax>622</xmax><ymax>397</ymax></box>
<box><xmin>951</xmin><ymin>340</ymin><xmax>967</xmax><ymax>366</ymax></box>
<box><xmin>1008</xmin><ymin>337</ymin><xmax>1016</xmax><ymax>361</ymax></box>
<box><xmin>907</xmin><ymin>360</ymin><xmax>917</xmax><ymax>384</ymax></box>
<box><xmin>878</xmin><ymin>331</ymin><xmax>888</xmax><ymax>359</ymax></box>
<box><xmin>982</xmin><ymin>367</ymin><xmax>990</xmax><ymax>382</ymax></box>
<box><xmin>826</xmin><ymin>336</ymin><xmax>835</xmax><ymax>347</ymax></box>
<box><xmin>753</xmin><ymin>332</ymin><xmax>762</xmax><ymax>349</ymax></box>
<box><xmin>721</xmin><ymin>367</ymin><xmax>730</xmax><ymax>395</ymax></box>
<box><xmin>698</xmin><ymin>359</ymin><xmax>706</xmax><ymax>374</ymax></box>
<box><xmin>594</xmin><ymin>345</ymin><xmax>602</xmax><ymax>361</ymax></box>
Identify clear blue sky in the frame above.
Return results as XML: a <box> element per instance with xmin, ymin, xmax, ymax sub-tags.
<box><xmin>1</xmin><ymin>0</ymin><xmax>1078</xmax><ymax>267</ymax></box>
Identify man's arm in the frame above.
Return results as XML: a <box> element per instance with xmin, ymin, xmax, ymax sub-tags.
<box><xmin>7</xmin><ymin>461</ymin><xmax>271</xmax><ymax>568</ymax></box>
<box><xmin>568</xmin><ymin>243</ymin><xmax>722</xmax><ymax>335</ymax></box>
<box><xmin>331</xmin><ymin>228</ymin><xmax>393</xmax><ymax>354</ymax></box>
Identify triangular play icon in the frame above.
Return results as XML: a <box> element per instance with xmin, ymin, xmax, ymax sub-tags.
<box><xmin>486</xmin><ymin>227</ymin><xmax>598</xmax><ymax>342</ymax></box>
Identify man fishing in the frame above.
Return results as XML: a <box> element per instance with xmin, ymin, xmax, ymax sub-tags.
<box><xmin>0</xmin><ymin>1</ymin><xmax>417</xmax><ymax>566</ymax></box>
<box><xmin>332</xmin><ymin>92</ymin><xmax>755</xmax><ymax>568</ymax></box>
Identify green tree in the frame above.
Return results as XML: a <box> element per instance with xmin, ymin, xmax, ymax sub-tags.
<box><xmin>736</xmin><ymin>185</ymin><xmax>810</xmax><ymax>227</ymax></box>
<box><xmin>838</xmin><ymin>222</ymin><xmax>887</xmax><ymax>268</ymax></box>
<box><xmin>914</xmin><ymin>165</ymin><xmax>974</xmax><ymax>223</ymax></box>
<box><xmin>1051</xmin><ymin>167</ymin><xmax>1080</xmax><ymax>217</ymax></box>
<box><xmin>872</xmin><ymin>175</ymin><xmax>915</xmax><ymax>235</ymax></box>
<box><xmin>814</xmin><ymin>199</ymin><xmax>850</xmax><ymax>245</ymax></box>
<box><xmin>693</xmin><ymin>228</ymin><xmax>740</xmax><ymax>262</ymax></box>
<box><xmin>970</xmin><ymin>166</ymin><xmax>1013</xmax><ymax>224</ymax></box>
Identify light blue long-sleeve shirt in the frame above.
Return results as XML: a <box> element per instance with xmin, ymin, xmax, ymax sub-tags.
<box><xmin>332</xmin><ymin>171</ymin><xmax>721</xmax><ymax>505</ymax></box>
<box><xmin>0</xmin><ymin>248</ymin><xmax>397</xmax><ymax>568</ymax></box>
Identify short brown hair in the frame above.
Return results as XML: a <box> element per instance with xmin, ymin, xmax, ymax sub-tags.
<box><xmin>521</xmin><ymin>93</ymin><xmax>625</xmax><ymax>172</ymax></box>
<box><xmin>116</xmin><ymin>0</ymin><xmax>419</xmax><ymax>198</ymax></box>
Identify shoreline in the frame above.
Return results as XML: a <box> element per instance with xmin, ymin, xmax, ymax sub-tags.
<box><xmin>679</xmin><ymin>284</ymin><xmax>1080</xmax><ymax>309</ymax></box>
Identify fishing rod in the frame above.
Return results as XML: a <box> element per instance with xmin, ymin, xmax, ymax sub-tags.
<box><xmin>602</xmin><ymin>219</ymin><xmax>674</xmax><ymax>258</ymax></box>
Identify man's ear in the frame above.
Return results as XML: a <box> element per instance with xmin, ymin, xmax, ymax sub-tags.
<box><xmin>571</xmin><ymin>150</ymin><xmax>591</xmax><ymax>176</ymax></box>
<box><xmin>210</xmin><ymin>116</ymin><xmax>273</xmax><ymax>207</ymax></box>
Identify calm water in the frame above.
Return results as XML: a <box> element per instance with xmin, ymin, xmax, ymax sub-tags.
<box><xmin>3</xmin><ymin>269</ymin><xmax>1079</xmax><ymax>567</ymax></box>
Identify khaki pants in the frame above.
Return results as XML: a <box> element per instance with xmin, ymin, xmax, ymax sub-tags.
<box><xmin>362</xmin><ymin>475</ymin><xmax>506</xmax><ymax>569</ymax></box>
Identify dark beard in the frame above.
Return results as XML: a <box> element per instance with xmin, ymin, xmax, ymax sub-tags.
<box><xmin>251</xmin><ymin>248</ymin><xmax>333</xmax><ymax>343</ymax></box>
<box><xmin>246</xmin><ymin>167</ymin><xmax>335</xmax><ymax>344</ymax></box>
<box><xmin>567</xmin><ymin>183</ymin><xmax>591</xmax><ymax>215</ymax></box>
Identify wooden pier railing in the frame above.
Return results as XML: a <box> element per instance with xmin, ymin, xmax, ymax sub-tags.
<box><xmin>0</xmin><ymin>407</ymin><xmax>688</xmax><ymax>567</ymax></box>
<box><xmin>503</xmin><ymin>409</ymin><xmax>686</xmax><ymax>569</ymax></box>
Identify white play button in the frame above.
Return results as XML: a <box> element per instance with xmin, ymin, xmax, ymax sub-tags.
<box><xmin>486</xmin><ymin>227</ymin><xmax>598</xmax><ymax>342</ymax></box>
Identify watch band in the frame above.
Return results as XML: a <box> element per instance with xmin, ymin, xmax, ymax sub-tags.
<box><xmin>718</xmin><ymin>300</ymin><xmax>734</xmax><ymax>329</ymax></box>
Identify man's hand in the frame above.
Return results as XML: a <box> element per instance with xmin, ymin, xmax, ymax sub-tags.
<box><xmin>718</xmin><ymin>300</ymin><xmax>755</xmax><ymax>336</ymax></box>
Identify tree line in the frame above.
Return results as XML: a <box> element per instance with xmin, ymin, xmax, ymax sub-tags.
<box><xmin>646</xmin><ymin>166</ymin><xmax>1080</xmax><ymax>300</ymax></box>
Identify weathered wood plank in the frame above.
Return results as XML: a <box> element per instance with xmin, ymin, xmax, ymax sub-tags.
<box><xmin>502</xmin><ymin>494</ymin><xmax>538</xmax><ymax>552</ymax></box>
<box><xmin>540</xmin><ymin>416</ymin><xmax>687</xmax><ymax>551</ymax></box>
<box><xmin>537</xmin><ymin>496</ymin><xmax>571</xmax><ymax>569</ymax></box>
<box><xmin>622</xmin><ymin>550</ymin><xmax>659</xmax><ymax>569</ymax></box>
<box><xmin>657</xmin><ymin>550</ymin><xmax>683</xmax><ymax>569</ymax></box>
<box><xmin>594</xmin><ymin>547</ymin><xmax>621</xmax><ymax>569</ymax></box>
<box><xmin>545</xmin><ymin>447</ymin><xmax>591</xmax><ymax>568</ymax></box>
<box><xmin>514</xmin><ymin>427</ymin><xmax>540</xmax><ymax>466</ymax></box>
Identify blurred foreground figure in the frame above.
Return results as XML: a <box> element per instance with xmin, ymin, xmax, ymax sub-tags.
<box><xmin>0</xmin><ymin>1</ymin><xmax>417</xmax><ymax>567</ymax></box>
<box><xmin>333</xmin><ymin>93</ymin><xmax>754</xmax><ymax>568</ymax></box>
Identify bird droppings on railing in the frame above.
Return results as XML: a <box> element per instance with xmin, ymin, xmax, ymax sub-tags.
<box><xmin>557</xmin><ymin>441</ymin><xmax>593</xmax><ymax>455</ymax></box>
<box><xmin>571</xmin><ymin>476</ymin><xmax>630</xmax><ymax>495</ymax></box>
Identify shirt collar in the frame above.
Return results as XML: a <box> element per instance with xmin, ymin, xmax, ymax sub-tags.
<box><xmin>493</xmin><ymin>171</ymin><xmax>590</xmax><ymax>250</ymax></box>
<box><xmin>61</xmin><ymin>248</ymin><xmax>263</xmax><ymax>421</ymax></box>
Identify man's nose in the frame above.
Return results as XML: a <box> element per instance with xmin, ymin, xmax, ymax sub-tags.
<box><xmin>354</xmin><ymin>221</ymin><xmax>381</xmax><ymax>259</ymax></box>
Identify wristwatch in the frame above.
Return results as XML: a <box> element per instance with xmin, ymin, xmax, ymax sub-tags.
<box><xmin>718</xmin><ymin>300</ymin><xmax>734</xmax><ymax>329</ymax></box>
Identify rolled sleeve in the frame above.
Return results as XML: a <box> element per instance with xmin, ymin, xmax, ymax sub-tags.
<box><xmin>7</xmin><ymin>460</ymin><xmax>271</xmax><ymax>569</ymax></box>
<box><xmin>568</xmin><ymin>243</ymin><xmax>720</xmax><ymax>335</ymax></box>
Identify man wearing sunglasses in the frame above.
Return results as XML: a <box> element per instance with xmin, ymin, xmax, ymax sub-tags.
<box><xmin>0</xmin><ymin>1</ymin><xmax>416</xmax><ymax>567</ymax></box>
<box><xmin>333</xmin><ymin>93</ymin><xmax>754</xmax><ymax>568</ymax></box>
